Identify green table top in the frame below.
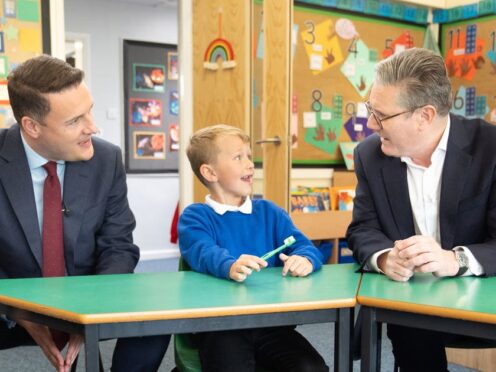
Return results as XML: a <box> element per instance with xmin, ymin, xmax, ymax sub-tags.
<box><xmin>0</xmin><ymin>264</ymin><xmax>359</xmax><ymax>324</ymax></box>
<box><xmin>358</xmin><ymin>272</ymin><xmax>496</xmax><ymax>324</ymax></box>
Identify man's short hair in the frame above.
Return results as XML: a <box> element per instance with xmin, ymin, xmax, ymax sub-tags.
<box><xmin>374</xmin><ymin>48</ymin><xmax>452</xmax><ymax>116</ymax></box>
<box><xmin>187</xmin><ymin>124</ymin><xmax>250</xmax><ymax>186</ymax></box>
<box><xmin>7</xmin><ymin>55</ymin><xmax>84</xmax><ymax>124</ymax></box>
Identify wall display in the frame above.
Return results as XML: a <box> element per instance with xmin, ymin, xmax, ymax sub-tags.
<box><xmin>440</xmin><ymin>15</ymin><xmax>496</xmax><ymax>123</ymax></box>
<box><xmin>252</xmin><ymin>2</ymin><xmax>426</xmax><ymax>164</ymax></box>
<box><xmin>123</xmin><ymin>40</ymin><xmax>179</xmax><ymax>173</ymax></box>
<box><xmin>0</xmin><ymin>0</ymin><xmax>50</xmax><ymax>128</ymax></box>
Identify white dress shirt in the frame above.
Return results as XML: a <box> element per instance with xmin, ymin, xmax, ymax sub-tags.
<box><xmin>369</xmin><ymin>117</ymin><xmax>484</xmax><ymax>276</ymax></box>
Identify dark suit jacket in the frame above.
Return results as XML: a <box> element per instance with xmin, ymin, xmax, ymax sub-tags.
<box><xmin>0</xmin><ymin>125</ymin><xmax>139</xmax><ymax>279</ymax></box>
<box><xmin>346</xmin><ymin>114</ymin><xmax>496</xmax><ymax>276</ymax></box>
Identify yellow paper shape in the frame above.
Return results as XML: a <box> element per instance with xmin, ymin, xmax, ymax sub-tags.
<box><xmin>19</xmin><ymin>28</ymin><xmax>41</xmax><ymax>53</ymax></box>
<box><xmin>301</xmin><ymin>19</ymin><xmax>343</xmax><ymax>75</ymax></box>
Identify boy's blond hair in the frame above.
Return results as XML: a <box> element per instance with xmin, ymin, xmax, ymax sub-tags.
<box><xmin>187</xmin><ymin>124</ymin><xmax>250</xmax><ymax>186</ymax></box>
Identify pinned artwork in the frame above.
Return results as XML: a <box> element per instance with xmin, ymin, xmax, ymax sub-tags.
<box><xmin>301</xmin><ymin>19</ymin><xmax>344</xmax><ymax>75</ymax></box>
<box><xmin>451</xmin><ymin>85</ymin><xmax>489</xmax><ymax>119</ymax></box>
<box><xmin>129</xmin><ymin>99</ymin><xmax>162</xmax><ymax>127</ymax></box>
<box><xmin>339</xmin><ymin>142</ymin><xmax>358</xmax><ymax>171</ymax></box>
<box><xmin>340</xmin><ymin>39</ymin><xmax>375</xmax><ymax>97</ymax></box>
<box><xmin>133</xmin><ymin>131</ymin><xmax>166</xmax><ymax>160</ymax></box>
<box><xmin>203</xmin><ymin>8</ymin><xmax>236</xmax><ymax>70</ymax></box>
<box><xmin>304</xmin><ymin>104</ymin><xmax>343</xmax><ymax>156</ymax></box>
<box><xmin>444</xmin><ymin>24</ymin><xmax>485</xmax><ymax>82</ymax></box>
<box><xmin>382</xmin><ymin>31</ymin><xmax>414</xmax><ymax>59</ymax></box>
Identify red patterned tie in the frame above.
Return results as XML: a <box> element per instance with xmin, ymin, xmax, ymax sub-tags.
<box><xmin>42</xmin><ymin>161</ymin><xmax>68</xmax><ymax>349</ymax></box>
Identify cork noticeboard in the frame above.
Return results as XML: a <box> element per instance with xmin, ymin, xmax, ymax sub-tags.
<box><xmin>252</xmin><ymin>2</ymin><xmax>426</xmax><ymax>165</ymax></box>
<box><xmin>0</xmin><ymin>0</ymin><xmax>50</xmax><ymax>128</ymax></box>
<box><xmin>440</xmin><ymin>15</ymin><xmax>496</xmax><ymax>124</ymax></box>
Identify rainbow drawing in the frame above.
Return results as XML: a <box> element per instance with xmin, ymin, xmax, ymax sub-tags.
<box><xmin>203</xmin><ymin>38</ymin><xmax>236</xmax><ymax>70</ymax></box>
<box><xmin>203</xmin><ymin>8</ymin><xmax>237</xmax><ymax>70</ymax></box>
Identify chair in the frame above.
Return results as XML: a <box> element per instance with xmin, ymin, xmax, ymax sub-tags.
<box><xmin>173</xmin><ymin>257</ymin><xmax>203</xmax><ymax>372</ymax></box>
<box><xmin>173</xmin><ymin>257</ymin><xmax>271</xmax><ymax>372</ymax></box>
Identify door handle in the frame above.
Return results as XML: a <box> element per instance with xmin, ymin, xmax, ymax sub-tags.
<box><xmin>255</xmin><ymin>136</ymin><xmax>281</xmax><ymax>145</ymax></box>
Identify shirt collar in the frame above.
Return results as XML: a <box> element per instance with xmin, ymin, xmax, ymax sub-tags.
<box><xmin>205</xmin><ymin>195</ymin><xmax>253</xmax><ymax>215</ymax></box>
<box><xmin>20</xmin><ymin>131</ymin><xmax>65</xmax><ymax>170</ymax></box>
<box><xmin>401</xmin><ymin>115</ymin><xmax>450</xmax><ymax>167</ymax></box>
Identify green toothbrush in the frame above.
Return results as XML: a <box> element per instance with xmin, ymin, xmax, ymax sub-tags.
<box><xmin>261</xmin><ymin>236</ymin><xmax>296</xmax><ymax>261</ymax></box>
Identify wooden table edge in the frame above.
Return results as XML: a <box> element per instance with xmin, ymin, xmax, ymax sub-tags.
<box><xmin>0</xmin><ymin>295</ymin><xmax>356</xmax><ymax>324</ymax></box>
<box><xmin>357</xmin><ymin>295</ymin><xmax>496</xmax><ymax>325</ymax></box>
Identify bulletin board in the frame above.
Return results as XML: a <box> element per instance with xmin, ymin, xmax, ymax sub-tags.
<box><xmin>440</xmin><ymin>15</ymin><xmax>496</xmax><ymax>124</ymax></box>
<box><xmin>0</xmin><ymin>0</ymin><xmax>50</xmax><ymax>128</ymax></box>
<box><xmin>123</xmin><ymin>40</ymin><xmax>179</xmax><ymax>173</ymax></box>
<box><xmin>252</xmin><ymin>2</ymin><xmax>426</xmax><ymax>165</ymax></box>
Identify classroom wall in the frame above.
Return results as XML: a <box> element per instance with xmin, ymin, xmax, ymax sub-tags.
<box><xmin>64</xmin><ymin>0</ymin><xmax>180</xmax><ymax>260</ymax></box>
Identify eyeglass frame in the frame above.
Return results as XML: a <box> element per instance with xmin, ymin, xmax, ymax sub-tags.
<box><xmin>364</xmin><ymin>101</ymin><xmax>421</xmax><ymax>129</ymax></box>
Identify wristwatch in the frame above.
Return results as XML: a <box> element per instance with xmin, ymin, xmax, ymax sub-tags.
<box><xmin>454</xmin><ymin>250</ymin><xmax>469</xmax><ymax>276</ymax></box>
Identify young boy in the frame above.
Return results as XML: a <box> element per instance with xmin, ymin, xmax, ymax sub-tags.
<box><xmin>179</xmin><ymin>124</ymin><xmax>328</xmax><ymax>372</ymax></box>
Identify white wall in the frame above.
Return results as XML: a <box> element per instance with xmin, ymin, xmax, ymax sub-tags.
<box><xmin>64</xmin><ymin>0</ymin><xmax>180</xmax><ymax>260</ymax></box>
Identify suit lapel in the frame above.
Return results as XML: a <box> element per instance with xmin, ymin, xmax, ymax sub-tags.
<box><xmin>439</xmin><ymin>116</ymin><xmax>472</xmax><ymax>249</ymax></box>
<box><xmin>0</xmin><ymin>126</ymin><xmax>42</xmax><ymax>267</ymax></box>
<box><xmin>382</xmin><ymin>158</ymin><xmax>415</xmax><ymax>239</ymax></box>
<box><xmin>62</xmin><ymin>161</ymin><xmax>91</xmax><ymax>275</ymax></box>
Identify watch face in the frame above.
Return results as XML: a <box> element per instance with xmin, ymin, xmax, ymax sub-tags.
<box><xmin>457</xmin><ymin>251</ymin><xmax>469</xmax><ymax>267</ymax></box>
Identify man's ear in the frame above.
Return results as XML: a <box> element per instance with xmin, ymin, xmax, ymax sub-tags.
<box><xmin>417</xmin><ymin>105</ymin><xmax>437</xmax><ymax>131</ymax></box>
<box><xmin>199</xmin><ymin>164</ymin><xmax>217</xmax><ymax>183</ymax></box>
<box><xmin>20</xmin><ymin>116</ymin><xmax>41</xmax><ymax>139</ymax></box>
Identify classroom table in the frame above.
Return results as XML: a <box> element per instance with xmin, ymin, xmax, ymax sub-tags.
<box><xmin>0</xmin><ymin>263</ymin><xmax>360</xmax><ymax>372</ymax></box>
<box><xmin>357</xmin><ymin>272</ymin><xmax>496</xmax><ymax>372</ymax></box>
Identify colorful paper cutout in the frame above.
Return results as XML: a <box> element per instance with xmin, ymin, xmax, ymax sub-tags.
<box><xmin>5</xmin><ymin>25</ymin><xmax>19</xmax><ymax>41</ymax></box>
<box><xmin>339</xmin><ymin>142</ymin><xmax>358</xmax><ymax>170</ymax></box>
<box><xmin>382</xmin><ymin>31</ymin><xmax>414</xmax><ymax>59</ymax></box>
<box><xmin>19</xmin><ymin>28</ymin><xmax>41</xmax><ymax>53</ymax></box>
<box><xmin>17</xmin><ymin>0</ymin><xmax>39</xmax><ymax>22</ymax></box>
<box><xmin>301</xmin><ymin>19</ymin><xmax>343</xmax><ymax>75</ymax></box>
<box><xmin>344</xmin><ymin>116</ymin><xmax>373</xmax><ymax>141</ymax></box>
<box><xmin>445</xmin><ymin>25</ymin><xmax>485</xmax><ymax>81</ymax></box>
<box><xmin>304</xmin><ymin>105</ymin><xmax>342</xmax><ymax>155</ymax></box>
<box><xmin>340</xmin><ymin>39</ymin><xmax>375</xmax><ymax>98</ymax></box>
<box><xmin>451</xmin><ymin>85</ymin><xmax>489</xmax><ymax>119</ymax></box>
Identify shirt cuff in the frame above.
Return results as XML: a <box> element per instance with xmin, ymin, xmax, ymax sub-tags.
<box><xmin>453</xmin><ymin>246</ymin><xmax>485</xmax><ymax>276</ymax></box>
<box><xmin>368</xmin><ymin>248</ymin><xmax>392</xmax><ymax>274</ymax></box>
<box><xmin>0</xmin><ymin>314</ymin><xmax>16</xmax><ymax>329</ymax></box>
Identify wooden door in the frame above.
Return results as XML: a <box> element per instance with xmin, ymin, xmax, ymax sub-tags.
<box><xmin>254</xmin><ymin>0</ymin><xmax>292</xmax><ymax>210</ymax></box>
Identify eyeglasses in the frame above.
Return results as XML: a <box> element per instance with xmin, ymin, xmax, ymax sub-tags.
<box><xmin>364</xmin><ymin>101</ymin><xmax>420</xmax><ymax>129</ymax></box>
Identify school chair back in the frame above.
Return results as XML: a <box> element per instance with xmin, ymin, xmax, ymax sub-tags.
<box><xmin>173</xmin><ymin>257</ymin><xmax>272</xmax><ymax>372</ymax></box>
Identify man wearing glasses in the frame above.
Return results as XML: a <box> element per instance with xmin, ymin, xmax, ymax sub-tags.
<box><xmin>347</xmin><ymin>48</ymin><xmax>496</xmax><ymax>371</ymax></box>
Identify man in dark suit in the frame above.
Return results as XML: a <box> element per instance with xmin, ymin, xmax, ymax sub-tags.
<box><xmin>0</xmin><ymin>56</ymin><xmax>169</xmax><ymax>371</ymax></box>
<box><xmin>347</xmin><ymin>48</ymin><xmax>496</xmax><ymax>371</ymax></box>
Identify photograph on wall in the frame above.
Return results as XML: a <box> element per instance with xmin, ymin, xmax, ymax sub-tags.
<box><xmin>168</xmin><ymin>51</ymin><xmax>178</xmax><ymax>80</ymax></box>
<box><xmin>124</xmin><ymin>39</ymin><xmax>178</xmax><ymax>172</ymax></box>
<box><xmin>129</xmin><ymin>98</ymin><xmax>162</xmax><ymax>126</ymax></box>
<box><xmin>133</xmin><ymin>131</ymin><xmax>166</xmax><ymax>159</ymax></box>
<box><xmin>169</xmin><ymin>90</ymin><xmax>179</xmax><ymax>115</ymax></box>
<box><xmin>133</xmin><ymin>63</ymin><xmax>165</xmax><ymax>92</ymax></box>
<box><xmin>169</xmin><ymin>124</ymin><xmax>179</xmax><ymax>151</ymax></box>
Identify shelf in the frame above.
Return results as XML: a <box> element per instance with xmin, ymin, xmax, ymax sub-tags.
<box><xmin>291</xmin><ymin>210</ymin><xmax>352</xmax><ymax>264</ymax></box>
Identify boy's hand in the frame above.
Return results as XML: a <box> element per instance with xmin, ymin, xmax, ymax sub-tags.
<box><xmin>229</xmin><ymin>254</ymin><xmax>268</xmax><ymax>282</ymax></box>
<box><xmin>280</xmin><ymin>254</ymin><xmax>313</xmax><ymax>277</ymax></box>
